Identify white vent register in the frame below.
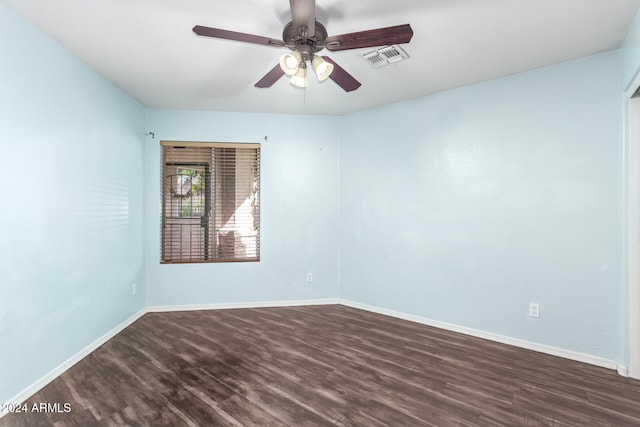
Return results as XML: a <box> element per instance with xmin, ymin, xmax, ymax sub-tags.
<box><xmin>362</xmin><ymin>45</ymin><xmax>409</xmax><ymax>68</ymax></box>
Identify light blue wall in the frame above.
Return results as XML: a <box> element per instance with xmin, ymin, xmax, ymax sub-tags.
<box><xmin>0</xmin><ymin>4</ymin><xmax>145</xmax><ymax>403</ymax></box>
<box><xmin>339</xmin><ymin>51</ymin><xmax>623</xmax><ymax>360</ymax></box>
<box><xmin>0</xmin><ymin>0</ymin><xmax>633</xmax><ymax>405</ymax></box>
<box><xmin>623</xmin><ymin>7</ymin><xmax>640</xmax><ymax>90</ymax></box>
<box><xmin>144</xmin><ymin>110</ymin><xmax>340</xmax><ymax>306</ymax></box>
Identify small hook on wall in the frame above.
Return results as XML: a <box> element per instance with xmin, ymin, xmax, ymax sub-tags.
<box><xmin>147</xmin><ymin>132</ymin><xmax>155</xmax><ymax>139</ymax></box>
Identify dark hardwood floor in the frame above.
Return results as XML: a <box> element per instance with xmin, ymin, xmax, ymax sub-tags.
<box><xmin>2</xmin><ymin>304</ymin><xmax>640</xmax><ymax>426</ymax></box>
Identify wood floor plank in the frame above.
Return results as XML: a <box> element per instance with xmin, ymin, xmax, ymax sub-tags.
<box><xmin>2</xmin><ymin>305</ymin><xmax>640</xmax><ymax>426</ymax></box>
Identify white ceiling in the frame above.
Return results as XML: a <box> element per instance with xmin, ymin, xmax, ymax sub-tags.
<box><xmin>4</xmin><ymin>0</ymin><xmax>640</xmax><ymax>115</ymax></box>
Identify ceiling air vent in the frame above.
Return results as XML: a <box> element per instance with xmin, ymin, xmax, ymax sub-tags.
<box><xmin>362</xmin><ymin>45</ymin><xmax>409</xmax><ymax>68</ymax></box>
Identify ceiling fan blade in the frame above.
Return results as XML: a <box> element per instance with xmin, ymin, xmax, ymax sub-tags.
<box><xmin>325</xmin><ymin>24</ymin><xmax>413</xmax><ymax>51</ymax></box>
<box><xmin>255</xmin><ymin>64</ymin><xmax>286</xmax><ymax>88</ymax></box>
<box><xmin>321</xmin><ymin>56</ymin><xmax>361</xmax><ymax>92</ymax></box>
<box><xmin>193</xmin><ymin>25</ymin><xmax>284</xmax><ymax>47</ymax></box>
<box><xmin>290</xmin><ymin>0</ymin><xmax>316</xmax><ymax>37</ymax></box>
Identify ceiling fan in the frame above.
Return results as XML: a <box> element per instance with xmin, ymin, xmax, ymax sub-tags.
<box><xmin>193</xmin><ymin>0</ymin><xmax>413</xmax><ymax>92</ymax></box>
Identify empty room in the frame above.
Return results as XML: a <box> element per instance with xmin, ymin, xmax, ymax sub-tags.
<box><xmin>3</xmin><ymin>0</ymin><xmax>640</xmax><ymax>425</ymax></box>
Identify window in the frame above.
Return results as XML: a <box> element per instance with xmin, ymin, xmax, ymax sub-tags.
<box><xmin>160</xmin><ymin>141</ymin><xmax>260</xmax><ymax>263</ymax></box>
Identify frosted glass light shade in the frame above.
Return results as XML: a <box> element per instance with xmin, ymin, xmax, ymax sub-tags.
<box><xmin>279</xmin><ymin>51</ymin><xmax>302</xmax><ymax>76</ymax></box>
<box><xmin>289</xmin><ymin>67</ymin><xmax>307</xmax><ymax>88</ymax></box>
<box><xmin>311</xmin><ymin>56</ymin><xmax>334</xmax><ymax>81</ymax></box>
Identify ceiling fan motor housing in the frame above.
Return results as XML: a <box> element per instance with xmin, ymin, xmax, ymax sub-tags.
<box><xmin>282</xmin><ymin>21</ymin><xmax>328</xmax><ymax>60</ymax></box>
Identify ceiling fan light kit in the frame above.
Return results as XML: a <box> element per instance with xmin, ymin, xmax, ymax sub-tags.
<box><xmin>311</xmin><ymin>56</ymin><xmax>333</xmax><ymax>82</ymax></box>
<box><xmin>193</xmin><ymin>0</ymin><xmax>414</xmax><ymax>92</ymax></box>
<box><xmin>279</xmin><ymin>51</ymin><xmax>302</xmax><ymax>76</ymax></box>
<box><xmin>290</xmin><ymin>65</ymin><xmax>308</xmax><ymax>88</ymax></box>
<box><xmin>279</xmin><ymin>52</ymin><xmax>333</xmax><ymax>87</ymax></box>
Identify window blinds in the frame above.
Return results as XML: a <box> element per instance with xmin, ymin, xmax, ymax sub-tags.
<box><xmin>160</xmin><ymin>141</ymin><xmax>260</xmax><ymax>263</ymax></box>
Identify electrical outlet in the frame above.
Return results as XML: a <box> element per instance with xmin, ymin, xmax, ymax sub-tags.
<box><xmin>132</xmin><ymin>283</ymin><xmax>138</xmax><ymax>296</ymax></box>
<box><xmin>306</xmin><ymin>273</ymin><xmax>313</xmax><ymax>283</ymax></box>
<box><xmin>529</xmin><ymin>303</ymin><xmax>540</xmax><ymax>318</ymax></box>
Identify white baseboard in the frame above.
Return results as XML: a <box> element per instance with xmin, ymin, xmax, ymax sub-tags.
<box><xmin>339</xmin><ymin>299</ymin><xmax>619</xmax><ymax>371</ymax></box>
<box><xmin>1</xmin><ymin>297</ymin><xmax>340</xmax><ymax>418</ymax></box>
<box><xmin>147</xmin><ymin>298</ymin><xmax>340</xmax><ymax>313</ymax></box>
<box><xmin>617</xmin><ymin>364</ymin><xmax>630</xmax><ymax>377</ymax></box>
<box><xmin>3</xmin><ymin>297</ymin><xmax>625</xmax><ymax>420</ymax></box>
<box><xmin>1</xmin><ymin>308</ymin><xmax>146</xmax><ymax>419</ymax></box>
